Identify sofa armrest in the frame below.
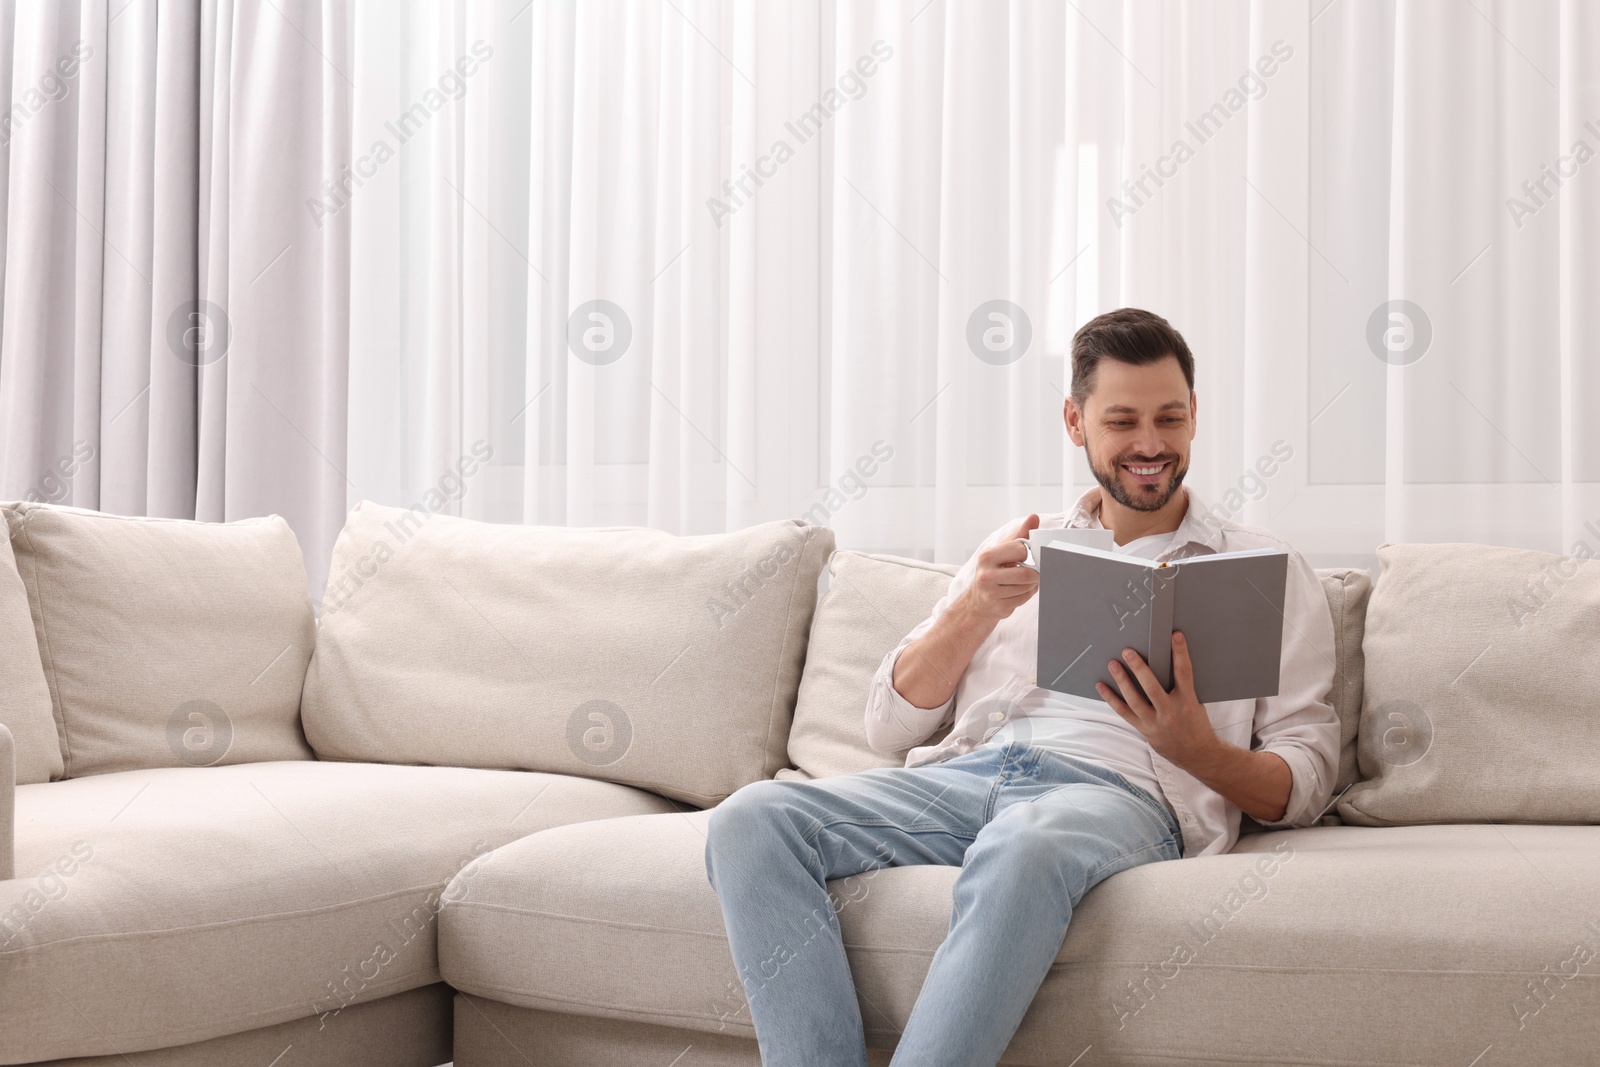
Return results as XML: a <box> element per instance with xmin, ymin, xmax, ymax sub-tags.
<box><xmin>0</xmin><ymin>723</ymin><xmax>13</xmax><ymax>880</ymax></box>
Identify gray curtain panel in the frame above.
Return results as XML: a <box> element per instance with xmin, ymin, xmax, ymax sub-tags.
<box><xmin>0</xmin><ymin>0</ymin><xmax>350</xmax><ymax>596</ymax></box>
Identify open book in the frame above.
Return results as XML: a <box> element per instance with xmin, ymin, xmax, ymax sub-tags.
<box><xmin>1035</xmin><ymin>541</ymin><xmax>1288</xmax><ymax>704</ymax></box>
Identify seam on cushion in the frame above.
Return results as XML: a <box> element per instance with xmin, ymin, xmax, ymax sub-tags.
<box><xmin>447</xmin><ymin>980</ymin><xmax>753</xmax><ymax>1031</ymax></box>
<box><xmin>9</xmin><ymin>508</ymin><xmax>275</xmax><ymax>529</ymax></box>
<box><xmin>1</xmin><ymin>879</ymin><xmax>459</xmax><ymax>954</ymax></box>
<box><xmin>443</xmin><ymin>899</ymin><xmax>729</xmax><ymax>941</ymax></box>
<box><xmin>445</xmin><ymin>902</ymin><xmax>960</xmax><ymax>959</ymax></box>
<box><xmin>1050</xmin><ymin>960</ymin><xmax>1578</xmax><ymax>977</ymax></box>
<box><xmin>760</xmin><ymin>523</ymin><xmax>815</xmax><ymax>783</ymax></box>
<box><xmin>16</xmin><ymin>510</ymin><xmax>74</xmax><ymax>775</ymax></box>
<box><xmin>851</xmin><ymin>551</ymin><xmax>959</xmax><ymax>578</ymax></box>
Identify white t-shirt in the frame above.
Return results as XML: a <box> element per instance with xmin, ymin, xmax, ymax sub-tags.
<box><xmin>982</xmin><ymin>520</ymin><xmax>1178</xmax><ymax>812</ymax></box>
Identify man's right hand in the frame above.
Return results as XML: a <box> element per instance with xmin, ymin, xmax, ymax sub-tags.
<box><xmin>954</xmin><ymin>513</ymin><xmax>1041</xmax><ymax>621</ymax></box>
<box><xmin>883</xmin><ymin>512</ymin><xmax>1043</xmax><ymax>721</ymax></box>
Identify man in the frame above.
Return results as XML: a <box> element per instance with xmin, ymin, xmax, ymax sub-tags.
<box><xmin>705</xmin><ymin>307</ymin><xmax>1339</xmax><ymax>1066</ymax></box>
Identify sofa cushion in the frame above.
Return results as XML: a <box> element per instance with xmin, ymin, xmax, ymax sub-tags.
<box><xmin>301</xmin><ymin>504</ymin><xmax>834</xmax><ymax>806</ymax></box>
<box><xmin>0</xmin><ymin>761</ymin><xmax>679</xmax><ymax>1063</ymax></box>
<box><xmin>1339</xmin><ymin>542</ymin><xmax>1600</xmax><ymax>826</ymax></box>
<box><xmin>1</xmin><ymin>503</ymin><xmax>316</xmax><ymax>778</ymax></box>
<box><xmin>0</xmin><ymin>524</ymin><xmax>61</xmax><ymax>784</ymax></box>
<box><xmin>781</xmin><ymin>551</ymin><xmax>960</xmax><ymax>781</ymax></box>
<box><xmin>778</xmin><ymin>549</ymin><xmax>1370</xmax><ymax>794</ymax></box>
<box><xmin>1318</xmin><ymin>566</ymin><xmax>1371</xmax><ymax>792</ymax></box>
<box><xmin>438</xmin><ymin>811</ymin><xmax>1600</xmax><ymax>1065</ymax></box>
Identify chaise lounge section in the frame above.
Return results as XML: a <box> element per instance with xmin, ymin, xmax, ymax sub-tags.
<box><xmin>0</xmin><ymin>501</ymin><xmax>830</xmax><ymax>1065</ymax></box>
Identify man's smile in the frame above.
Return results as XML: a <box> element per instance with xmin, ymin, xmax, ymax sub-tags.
<box><xmin>1121</xmin><ymin>459</ymin><xmax>1172</xmax><ymax>485</ymax></box>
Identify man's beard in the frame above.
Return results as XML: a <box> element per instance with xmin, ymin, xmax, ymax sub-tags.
<box><xmin>1088</xmin><ymin>443</ymin><xmax>1188</xmax><ymax>513</ymax></box>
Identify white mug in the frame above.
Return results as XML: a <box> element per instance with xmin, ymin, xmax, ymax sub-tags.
<box><xmin>1018</xmin><ymin>526</ymin><xmax>1116</xmax><ymax>570</ymax></box>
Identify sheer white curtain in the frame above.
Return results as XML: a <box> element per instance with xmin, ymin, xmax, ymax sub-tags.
<box><xmin>0</xmin><ymin>0</ymin><xmax>352</xmax><ymax>595</ymax></box>
<box><xmin>343</xmin><ymin>0</ymin><xmax>823</xmax><ymax>541</ymax></box>
<box><xmin>1302</xmin><ymin>0</ymin><xmax>1599</xmax><ymax>559</ymax></box>
<box><xmin>8</xmin><ymin>2</ymin><xmax>1590</xmax><ymax>593</ymax></box>
<box><xmin>341</xmin><ymin>0</ymin><xmax>1600</xmax><ymax>577</ymax></box>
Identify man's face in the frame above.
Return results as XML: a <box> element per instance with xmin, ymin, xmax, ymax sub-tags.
<box><xmin>1066</xmin><ymin>355</ymin><xmax>1196</xmax><ymax>513</ymax></box>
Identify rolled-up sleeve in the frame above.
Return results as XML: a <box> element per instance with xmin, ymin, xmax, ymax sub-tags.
<box><xmin>1248</xmin><ymin>550</ymin><xmax>1341</xmax><ymax>828</ymax></box>
<box><xmin>862</xmin><ymin>520</ymin><xmax>1013</xmax><ymax>756</ymax></box>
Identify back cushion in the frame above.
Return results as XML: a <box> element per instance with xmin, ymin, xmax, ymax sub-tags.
<box><xmin>1339</xmin><ymin>542</ymin><xmax>1600</xmax><ymax>826</ymax></box>
<box><xmin>1</xmin><ymin>503</ymin><xmax>316</xmax><ymax>777</ymax></box>
<box><xmin>780</xmin><ymin>551</ymin><xmax>1371</xmax><ymax>790</ymax></box>
<box><xmin>780</xmin><ymin>551</ymin><xmax>959</xmax><ymax>780</ymax></box>
<box><xmin>301</xmin><ymin>503</ymin><xmax>835</xmax><ymax>806</ymax></box>
<box><xmin>1318</xmin><ymin>567</ymin><xmax>1372</xmax><ymax>792</ymax></box>
<box><xmin>0</xmin><ymin>525</ymin><xmax>64</xmax><ymax>783</ymax></box>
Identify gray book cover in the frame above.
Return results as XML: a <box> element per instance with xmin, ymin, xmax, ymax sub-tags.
<box><xmin>1035</xmin><ymin>543</ymin><xmax>1288</xmax><ymax>704</ymax></box>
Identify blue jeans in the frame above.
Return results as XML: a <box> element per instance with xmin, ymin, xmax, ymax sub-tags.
<box><xmin>704</xmin><ymin>742</ymin><xmax>1183</xmax><ymax>1067</ymax></box>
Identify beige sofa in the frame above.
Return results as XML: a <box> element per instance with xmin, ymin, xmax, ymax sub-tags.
<box><xmin>3</xmin><ymin>502</ymin><xmax>1598</xmax><ymax>1066</ymax></box>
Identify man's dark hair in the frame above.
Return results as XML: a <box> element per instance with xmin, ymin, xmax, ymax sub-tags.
<box><xmin>1070</xmin><ymin>308</ymin><xmax>1195</xmax><ymax>411</ymax></box>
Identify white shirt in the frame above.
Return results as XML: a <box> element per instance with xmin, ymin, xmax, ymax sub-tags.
<box><xmin>863</xmin><ymin>485</ymin><xmax>1340</xmax><ymax>859</ymax></box>
<box><xmin>981</xmin><ymin>523</ymin><xmax>1178</xmax><ymax>813</ymax></box>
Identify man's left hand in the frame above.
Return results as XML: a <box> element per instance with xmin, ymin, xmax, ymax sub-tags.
<box><xmin>1099</xmin><ymin>630</ymin><xmax>1295</xmax><ymax>824</ymax></box>
<box><xmin>1097</xmin><ymin>630</ymin><xmax>1220</xmax><ymax>769</ymax></box>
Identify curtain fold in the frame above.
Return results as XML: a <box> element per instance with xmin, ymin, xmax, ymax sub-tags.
<box><xmin>0</xmin><ymin>0</ymin><xmax>349</xmax><ymax>596</ymax></box>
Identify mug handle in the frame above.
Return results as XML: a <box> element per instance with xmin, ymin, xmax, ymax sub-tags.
<box><xmin>1018</xmin><ymin>537</ymin><xmax>1039</xmax><ymax>571</ymax></box>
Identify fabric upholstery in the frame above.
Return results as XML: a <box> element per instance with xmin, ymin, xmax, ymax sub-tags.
<box><xmin>0</xmin><ymin>521</ymin><xmax>63</xmax><ymax>783</ymax></box>
<box><xmin>301</xmin><ymin>503</ymin><xmax>834</xmax><ymax>805</ymax></box>
<box><xmin>454</xmin><ymin>994</ymin><xmax>780</xmax><ymax>1067</ymax></box>
<box><xmin>778</xmin><ymin>550</ymin><xmax>1370</xmax><ymax>795</ymax></box>
<box><xmin>439</xmin><ymin>812</ymin><xmax>1600</xmax><ymax>1066</ymax></box>
<box><xmin>1</xmin><ymin>502</ymin><xmax>316</xmax><ymax>778</ymax></box>
<box><xmin>0</xmin><ymin>761</ymin><xmax>678</xmax><ymax>1064</ymax></box>
<box><xmin>781</xmin><ymin>551</ymin><xmax>960</xmax><ymax>781</ymax></box>
<box><xmin>0</xmin><ymin>725</ymin><xmax>11</xmax><ymax>881</ymax></box>
<box><xmin>42</xmin><ymin>984</ymin><xmax>452</xmax><ymax>1067</ymax></box>
<box><xmin>1339</xmin><ymin>541</ymin><xmax>1600</xmax><ymax>825</ymax></box>
<box><xmin>1317</xmin><ymin>566</ymin><xmax>1372</xmax><ymax>791</ymax></box>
